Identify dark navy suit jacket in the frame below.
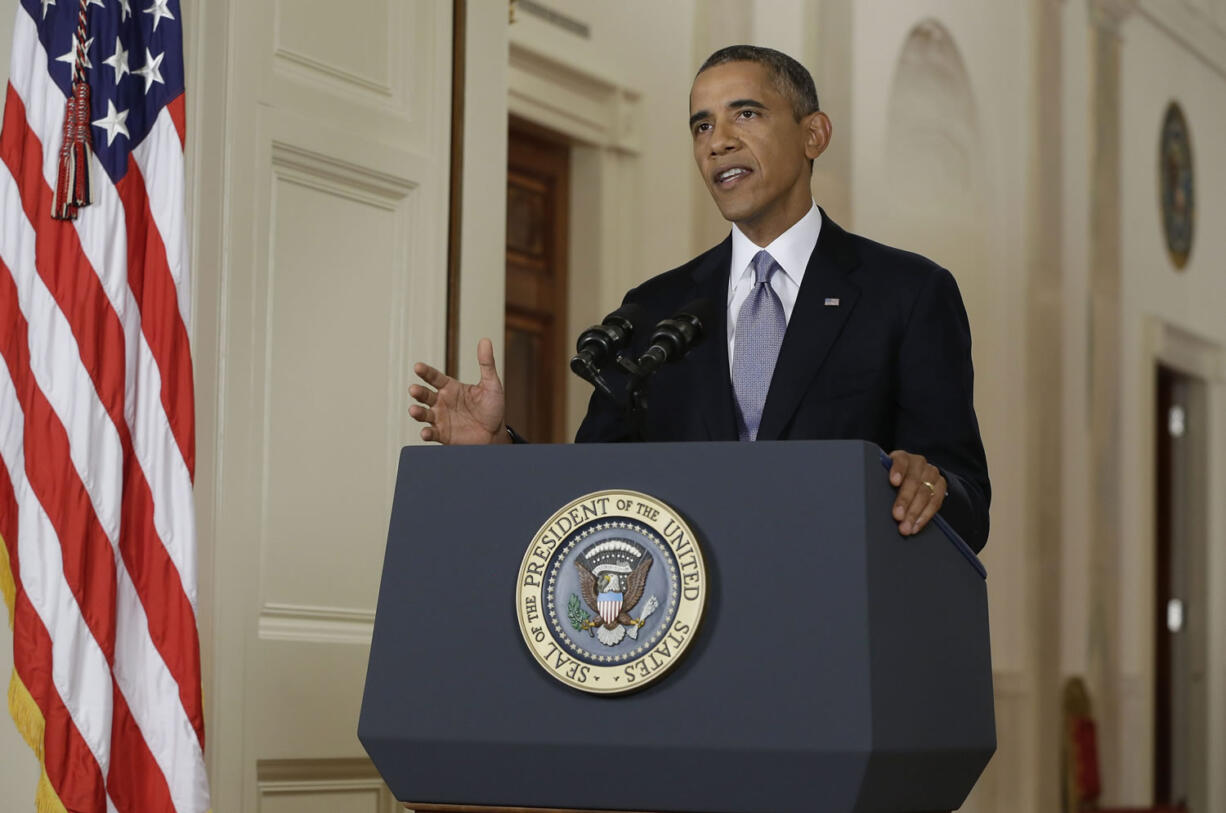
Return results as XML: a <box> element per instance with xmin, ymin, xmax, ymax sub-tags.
<box><xmin>574</xmin><ymin>214</ymin><xmax>992</xmax><ymax>553</ymax></box>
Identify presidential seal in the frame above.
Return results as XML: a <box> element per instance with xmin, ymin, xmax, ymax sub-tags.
<box><xmin>515</xmin><ymin>490</ymin><xmax>707</xmax><ymax>694</ymax></box>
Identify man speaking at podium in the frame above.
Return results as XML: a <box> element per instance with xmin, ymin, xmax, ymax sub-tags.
<box><xmin>409</xmin><ymin>46</ymin><xmax>991</xmax><ymax>553</ymax></box>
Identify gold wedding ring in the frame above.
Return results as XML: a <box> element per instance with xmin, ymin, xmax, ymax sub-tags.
<box><xmin>922</xmin><ymin>480</ymin><xmax>936</xmax><ymax>495</ymax></box>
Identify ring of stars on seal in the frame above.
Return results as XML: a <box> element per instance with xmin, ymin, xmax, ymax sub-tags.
<box><xmin>546</xmin><ymin>520</ymin><xmax>680</xmax><ymax>666</ymax></box>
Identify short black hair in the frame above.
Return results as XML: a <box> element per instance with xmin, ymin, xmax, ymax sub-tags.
<box><xmin>697</xmin><ymin>45</ymin><xmax>820</xmax><ymax>120</ymax></box>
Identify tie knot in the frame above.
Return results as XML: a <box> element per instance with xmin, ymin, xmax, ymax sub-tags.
<box><xmin>751</xmin><ymin>250</ymin><xmax>778</xmax><ymax>286</ymax></box>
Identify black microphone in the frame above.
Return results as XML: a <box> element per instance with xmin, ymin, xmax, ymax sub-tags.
<box><xmin>622</xmin><ymin>299</ymin><xmax>714</xmax><ymax>378</ymax></box>
<box><xmin>569</xmin><ymin>303</ymin><xmax>645</xmax><ymax>395</ymax></box>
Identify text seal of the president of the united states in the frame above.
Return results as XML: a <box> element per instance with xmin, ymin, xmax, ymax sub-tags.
<box><xmin>515</xmin><ymin>490</ymin><xmax>707</xmax><ymax>694</ymax></box>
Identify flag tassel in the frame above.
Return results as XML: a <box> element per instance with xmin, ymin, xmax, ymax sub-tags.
<box><xmin>52</xmin><ymin>79</ymin><xmax>92</xmax><ymax>221</ymax></box>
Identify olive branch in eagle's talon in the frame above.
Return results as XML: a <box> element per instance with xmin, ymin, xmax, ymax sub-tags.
<box><xmin>568</xmin><ymin>594</ymin><xmax>598</xmax><ymax>636</ymax></box>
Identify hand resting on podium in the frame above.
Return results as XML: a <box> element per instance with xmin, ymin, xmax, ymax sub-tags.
<box><xmin>885</xmin><ymin>450</ymin><xmax>948</xmax><ymax>536</ymax></box>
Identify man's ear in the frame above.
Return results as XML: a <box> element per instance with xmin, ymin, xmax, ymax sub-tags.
<box><xmin>804</xmin><ymin>111</ymin><xmax>833</xmax><ymax>161</ymax></box>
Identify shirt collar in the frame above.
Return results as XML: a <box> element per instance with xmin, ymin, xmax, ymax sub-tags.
<box><xmin>729</xmin><ymin>203</ymin><xmax>822</xmax><ymax>297</ymax></box>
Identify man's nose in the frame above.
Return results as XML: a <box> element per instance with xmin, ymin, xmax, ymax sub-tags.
<box><xmin>709</xmin><ymin>118</ymin><xmax>739</xmax><ymax>153</ymax></box>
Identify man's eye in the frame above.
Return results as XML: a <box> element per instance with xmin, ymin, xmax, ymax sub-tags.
<box><xmin>693</xmin><ymin>122</ymin><xmax>711</xmax><ymax>135</ymax></box>
<box><xmin>738</xmin><ymin>110</ymin><xmax>757</xmax><ymax>120</ymax></box>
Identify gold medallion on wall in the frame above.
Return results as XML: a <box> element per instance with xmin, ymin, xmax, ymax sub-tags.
<box><xmin>515</xmin><ymin>490</ymin><xmax>707</xmax><ymax>695</ymax></box>
<box><xmin>1159</xmin><ymin>102</ymin><xmax>1194</xmax><ymax>270</ymax></box>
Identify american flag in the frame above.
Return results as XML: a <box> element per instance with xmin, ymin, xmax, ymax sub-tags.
<box><xmin>0</xmin><ymin>0</ymin><xmax>209</xmax><ymax>811</ymax></box>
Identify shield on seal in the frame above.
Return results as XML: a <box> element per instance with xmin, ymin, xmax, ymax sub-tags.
<box><xmin>597</xmin><ymin>590</ymin><xmax>623</xmax><ymax>626</ymax></box>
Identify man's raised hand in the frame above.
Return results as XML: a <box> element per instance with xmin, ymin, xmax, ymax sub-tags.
<box><xmin>409</xmin><ymin>338</ymin><xmax>510</xmax><ymax>445</ymax></box>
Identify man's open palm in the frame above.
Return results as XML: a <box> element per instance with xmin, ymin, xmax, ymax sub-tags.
<box><xmin>409</xmin><ymin>338</ymin><xmax>508</xmax><ymax>445</ymax></box>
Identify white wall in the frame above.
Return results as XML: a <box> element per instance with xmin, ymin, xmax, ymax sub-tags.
<box><xmin>1119</xmin><ymin>15</ymin><xmax>1226</xmax><ymax>347</ymax></box>
<box><xmin>1117</xmin><ymin>11</ymin><xmax>1226</xmax><ymax>809</ymax></box>
<box><xmin>848</xmin><ymin>0</ymin><xmax>1035</xmax><ymax>767</ymax></box>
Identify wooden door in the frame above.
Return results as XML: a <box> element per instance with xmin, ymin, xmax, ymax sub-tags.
<box><xmin>505</xmin><ymin>120</ymin><xmax>570</xmax><ymax>443</ymax></box>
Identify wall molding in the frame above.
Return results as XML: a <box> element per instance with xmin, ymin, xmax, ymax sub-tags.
<box><xmin>258</xmin><ymin>603</ymin><xmax>376</xmax><ymax>645</ymax></box>
<box><xmin>258</xmin><ymin>757</ymin><xmax>395</xmax><ymax>811</ymax></box>
<box><xmin>270</xmin><ymin>141</ymin><xmax>419</xmax><ymax>209</ymax></box>
<box><xmin>271</xmin><ymin>0</ymin><xmax>408</xmax><ymax>107</ymax></box>
<box><xmin>274</xmin><ymin>47</ymin><xmax>395</xmax><ymax>97</ymax></box>
<box><xmin>258</xmin><ymin>756</ymin><xmax>383</xmax><ymax>782</ymax></box>
<box><xmin>1147</xmin><ymin>319</ymin><xmax>1226</xmax><ymax>383</ymax></box>
<box><xmin>258</xmin><ymin>136</ymin><xmax>418</xmax><ymax>615</ymax></box>
<box><xmin>507</xmin><ymin>41</ymin><xmax>641</xmax><ymax>153</ymax></box>
<box><xmin>1135</xmin><ymin>0</ymin><xmax>1226</xmax><ymax>80</ymax></box>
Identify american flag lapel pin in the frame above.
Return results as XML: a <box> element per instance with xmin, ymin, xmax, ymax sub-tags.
<box><xmin>824</xmin><ymin>297</ymin><xmax>840</xmax><ymax>307</ymax></box>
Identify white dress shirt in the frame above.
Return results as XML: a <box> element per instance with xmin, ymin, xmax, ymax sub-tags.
<box><xmin>727</xmin><ymin>203</ymin><xmax>822</xmax><ymax>371</ymax></box>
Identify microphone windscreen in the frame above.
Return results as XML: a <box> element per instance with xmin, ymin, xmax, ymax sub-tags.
<box><xmin>675</xmin><ymin>298</ymin><xmax>716</xmax><ymax>338</ymax></box>
<box><xmin>604</xmin><ymin>302</ymin><xmax>647</xmax><ymax>330</ymax></box>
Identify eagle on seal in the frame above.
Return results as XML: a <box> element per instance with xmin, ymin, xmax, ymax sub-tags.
<box><xmin>576</xmin><ymin>539</ymin><xmax>653</xmax><ymax>647</ymax></box>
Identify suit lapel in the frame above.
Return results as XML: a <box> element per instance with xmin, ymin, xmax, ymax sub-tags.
<box><xmin>684</xmin><ymin>236</ymin><xmax>739</xmax><ymax>441</ymax></box>
<box><xmin>756</xmin><ymin>214</ymin><xmax>862</xmax><ymax>441</ymax></box>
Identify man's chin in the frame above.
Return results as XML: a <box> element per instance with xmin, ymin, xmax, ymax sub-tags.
<box><xmin>709</xmin><ymin>197</ymin><xmax>752</xmax><ymax>225</ymax></box>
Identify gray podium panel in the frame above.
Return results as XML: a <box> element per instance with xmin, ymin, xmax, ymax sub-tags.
<box><xmin>359</xmin><ymin>440</ymin><xmax>993</xmax><ymax>813</ymax></box>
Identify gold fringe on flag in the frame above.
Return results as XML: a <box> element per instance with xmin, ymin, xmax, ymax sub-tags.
<box><xmin>2</xmin><ymin>536</ymin><xmax>69</xmax><ymax>813</ymax></box>
<box><xmin>0</xmin><ymin>530</ymin><xmax>14</xmax><ymax>623</ymax></box>
<box><xmin>6</xmin><ymin>669</ymin><xmax>41</xmax><ymax>755</ymax></box>
<box><xmin>36</xmin><ymin>767</ymin><xmax>69</xmax><ymax>813</ymax></box>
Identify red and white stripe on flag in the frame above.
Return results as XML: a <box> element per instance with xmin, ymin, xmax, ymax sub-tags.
<box><xmin>0</xmin><ymin>1</ymin><xmax>210</xmax><ymax>811</ymax></box>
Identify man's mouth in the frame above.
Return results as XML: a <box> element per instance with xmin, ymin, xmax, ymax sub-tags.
<box><xmin>713</xmin><ymin>167</ymin><xmax>752</xmax><ymax>187</ymax></box>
